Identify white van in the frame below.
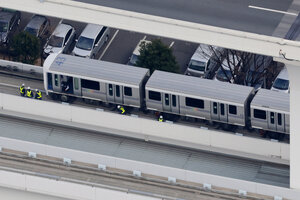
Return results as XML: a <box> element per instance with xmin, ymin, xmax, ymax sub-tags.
<box><xmin>72</xmin><ymin>23</ymin><xmax>110</xmax><ymax>59</ymax></box>
<box><xmin>128</xmin><ymin>39</ymin><xmax>151</xmax><ymax>65</ymax></box>
<box><xmin>271</xmin><ymin>66</ymin><xmax>289</xmax><ymax>93</ymax></box>
<box><xmin>185</xmin><ymin>44</ymin><xmax>213</xmax><ymax>77</ymax></box>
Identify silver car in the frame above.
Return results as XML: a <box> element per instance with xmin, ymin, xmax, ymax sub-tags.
<box><xmin>24</xmin><ymin>15</ymin><xmax>50</xmax><ymax>38</ymax></box>
<box><xmin>43</xmin><ymin>23</ymin><xmax>76</xmax><ymax>58</ymax></box>
<box><xmin>72</xmin><ymin>23</ymin><xmax>110</xmax><ymax>59</ymax></box>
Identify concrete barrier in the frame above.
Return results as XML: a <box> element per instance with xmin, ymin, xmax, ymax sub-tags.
<box><xmin>0</xmin><ymin>136</ymin><xmax>298</xmax><ymax>199</ymax></box>
<box><xmin>0</xmin><ymin>170</ymin><xmax>161</xmax><ymax>200</ymax></box>
<box><xmin>0</xmin><ymin>93</ymin><xmax>289</xmax><ymax>163</ymax></box>
<box><xmin>0</xmin><ymin>59</ymin><xmax>43</xmax><ymax>75</ymax></box>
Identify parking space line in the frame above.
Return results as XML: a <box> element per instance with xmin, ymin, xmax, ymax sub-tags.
<box><xmin>142</xmin><ymin>35</ymin><xmax>147</xmax><ymax>40</ymax></box>
<box><xmin>169</xmin><ymin>41</ymin><xmax>175</xmax><ymax>48</ymax></box>
<box><xmin>99</xmin><ymin>29</ymin><xmax>119</xmax><ymax>60</ymax></box>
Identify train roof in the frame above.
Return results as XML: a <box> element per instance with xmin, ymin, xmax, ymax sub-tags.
<box><xmin>251</xmin><ymin>89</ymin><xmax>290</xmax><ymax>114</ymax></box>
<box><xmin>46</xmin><ymin>54</ymin><xmax>150</xmax><ymax>87</ymax></box>
<box><xmin>146</xmin><ymin>70</ymin><xmax>254</xmax><ymax>105</ymax></box>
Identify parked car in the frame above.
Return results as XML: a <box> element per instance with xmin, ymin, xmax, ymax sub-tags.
<box><xmin>214</xmin><ymin>55</ymin><xmax>241</xmax><ymax>83</ymax></box>
<box><xmin>72</xmin><ymin>23</ymin><xmax>110</xmax><ymax>58</ymax></box>
<box><xmin>43</xmin><ymin>23</ymin><xmax>75</xmax><ymax>58</ymax></box>
<box><xmin>185</xmin><ymin>44</ymin><xmax>213</xmax><ymax>77</ymax></box>
<box><xmin>128</xmin><ymin>39</ymin><xmax>151</xmax><ymax>66</ymax></box>
<box><xmin>24</xmin><ymin>15</ymin><xmax>50</xmax><ymax>38</ymax></box>
<box><xmin>271</xmin><ymin>66</ymin><xmax>289</xmax><ymax>93</ymax></box>
<box><xmin>0</xmin><ymin>9</ymin><xmax>21</xmax><ymax>44</ymax></box>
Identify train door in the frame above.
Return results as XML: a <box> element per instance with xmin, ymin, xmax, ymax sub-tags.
<box><xmin>53</xmin><ymin>74</ymin><xmax>61</xmax><ymax>92</ymax></box>
<box><xmin>115</xmin><ymin>85</ymin><xmax>123</xmax><ymax>104</ymax></box>
<box><xmin>268</xmin><ymin>111</ymin><xmax>276</xmax><ymax>131</ymax></box>
<box><xmin>171</xmin><ymin>94</ymin><xmax>179</xmax><ymax>114</ymax></box>
<box><xmin>163</xmin><ymin>93</ymin><xmax>171</xmax><ymax>112</ymax></box>
<box><xmin>219</xmin><ymin>103</ymin><xmax>228</xmax><ymax>122</ymax></box>
<box><xmin>107</xmin><ymin>83</ymin><xmax>114</xmax><ymax>102</ymax></box>
<box><xmin>211</xmin><ymin>102</ymin><xmax>220</xmax><ymax>121</ymax></box>
<box><xmin>73</xmin><ymin>77</ymin><xmax>81</xmax><ymax>96</ymax></box>
<box><xmin>276</xmin><ymin>113</ymin><xmax>285</xmax><ymax>133</ymax></box>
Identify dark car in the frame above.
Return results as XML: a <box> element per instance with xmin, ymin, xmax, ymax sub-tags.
<box><xmin>0</xmin><ymin>9</ymin><xmax>21</xmax><ymax>44</ymax></box>
<box><xmin>24</xmin><ymin>15</ymin><xmax>50</xmax><ymax>38</ymax></box>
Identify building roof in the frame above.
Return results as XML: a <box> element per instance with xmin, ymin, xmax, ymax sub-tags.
<box><xmin>251</xmin><ymin>89</ymin><xmax>290</xmax><ymax>114</ymax></box>
<box><xmin>47</xmin><ymin>54</ymin><xmax>150</xmax><ymax>87</ymax></box>
<box><xmin>146</xmin><ymin>70</ymin><xmax>254</xmax><ymax>105</ymax></box>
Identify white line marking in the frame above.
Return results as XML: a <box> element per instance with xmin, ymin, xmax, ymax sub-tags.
<box><xmin>169</xmin><ymin>41</ymin><xmax>175</xmax><ymax>48</ymax></box>
<box><xmin>99</xmin><ymin>29</ymin><xmax>119</xmax><ymax>60</ymax></box>
<box><xmin>0</xmin><ymin>82</ymin><xmax>18</xmax><ymax>88</ymax></box>
<box><xmin>142</xmin><ymin>35</ymin><xmax>147</xmax><ymax>40</ymax></box>
<box><xmin>249</xmin><ymin>5</ymin><xmax>298</xmax><ymax>16</ymax></box>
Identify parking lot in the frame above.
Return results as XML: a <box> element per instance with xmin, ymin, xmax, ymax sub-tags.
<box><xmin>1</xmin><ymin>9</ymin><xmax>198</xmax><ymax>74</ymax></box>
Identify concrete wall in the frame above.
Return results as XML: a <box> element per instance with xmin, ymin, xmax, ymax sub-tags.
<box><xmin>0</xmin><ymin>93</ymin><xmax>289</xmax><ymax>164</ymax></box>
<box><xmin>0</xmin><ymin>170</ymin><xmax>160</xmax><ymax>200</ymax></box>
<box><xmin>0</xmin><ymin>136</ymin><xmax>298</xmax><ymax>199</ymax></box>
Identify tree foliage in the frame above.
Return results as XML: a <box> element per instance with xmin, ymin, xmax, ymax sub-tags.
<box><xmin>10</xmin><ymin>31</ymin><xmax>40</xmax><ymax>64</ymax></box>
<box><xmin>136</xmin><ymin>39</ymin><xmax>179</xmax><ymax>74</ymax></box>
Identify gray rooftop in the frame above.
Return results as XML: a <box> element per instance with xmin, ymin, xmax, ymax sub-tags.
<box><xmin>146</xmin><ymin>71</ymin><xmax>254</xmax><ymax>105</ymax></box>
<box><xmin>48</xmin><ymin>54</ymin><xmax>150</xmax><ymax>87</ymax></box>
<box><xmin>251</xmin><ymin>89</ymin><xmax>290</xmax><ymax>114</ymax></box>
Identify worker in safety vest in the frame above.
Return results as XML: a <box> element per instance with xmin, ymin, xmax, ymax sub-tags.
<box><xmin>158</xmin><ymin>115</ymin><xmax>164</xmax><ymax>122</ymax></box>
<box><xmin>117</xmin><ymin>105</ymin><xmax>126</xmax><ymax>115</ymax></box>
<box><xmin>19</xmin><ymin>83</ymin><xmax>25</xmax><ymax>96</ymax></box>
<box><xmin>26</xmin><ymin>87</ymin><xmax>33</xmax><ymax>98</ymax></box>
<box><xmin>35</xmin><ymin>89</ymin><xmax>42</xmax><ymax>100</ymax></box>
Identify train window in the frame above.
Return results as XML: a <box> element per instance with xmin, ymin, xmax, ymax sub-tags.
<box><xmin>270</xmin><ymin>112</ymin><xmax>274</xmax><ymax>124</ymax></box>
<box><xmin>54</xmin><ymin>74</ymin><xmax>58</xmax><ymax>86</ymax></box>
<box><xmin>109</xmin><ymin>84</ymin><xmax>113</xmax><ymax>96</ymax></box>
<box><xmin>149</xmin><ymin>91</ymin><xmax>161</xmax><ymax>101</ymax></box>
<box><xmin>172</xmin><ymin>95</ymin><xmax>176</xmax><ymax>107</ymax></box>
<box><xmin>254</xmin><ymin>109</ymin><xmax>266</xmax><ymax>120</ymax></box>
<box><xmin>81</xmin><ymin>79</ymin><xmax>100</xmax><ymax>90</ymax></box>
<box><xmin>116</xmin><ymin>85</ymin><xmax>120</xmax><ymax>97</ymax></box>
<box><xmin>278</xmin><ymin>113</ymin><xmax>282</xmax><ymax>125</ymax></box>
<box><xmin>124</xmin><ymin>87</ymin><xmax>132</xmax><ymax>96</ymax></box>
<box><xmin>185</xmin><ymin>97</ymin><xmax>204</xmax><ymax>109</ymax></box>
<box><xmin>229</xmin><ymin>105</ymin><xmax>237</xmax><ymax>115</ymax></box>
<box><xmin>220</xmin><ymin>103</ymin><xmax>225</xmax><ymax>115</ymax></box>
<box><xmin>47</xmin><ymin>73</ymin><xmax>53</xmax><ymax>90</ymax></box>
<box><xmin>165</xmin><ymin>94</ymin><xmax>169</xmax><ymax>105</ymax></box>
<box><xmin>213</xmin><ymin>102</ymin><xmax>217</xmax><ymax>114</ymax></box>
<box><xmin>74</xmin><ymin>78</ymin><xmax>79</xmax><ymax>90</ymax></box>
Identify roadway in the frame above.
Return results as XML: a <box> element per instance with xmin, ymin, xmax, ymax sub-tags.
<box><xmin>73</xmin><ymin>0</ymin><xmax>294</xmax><ymax>35</ymax></box>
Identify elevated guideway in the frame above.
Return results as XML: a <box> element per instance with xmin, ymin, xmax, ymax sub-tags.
<box><xmin>2</xmin><ymin>0</ymin><xmax>300</xmax><ymax>191</ymax></box>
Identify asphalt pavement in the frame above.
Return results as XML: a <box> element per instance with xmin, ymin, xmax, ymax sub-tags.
<box><xmin>73</xmin><ymin>0</ymin><xmax>295</xmax><ymax>35</ymax></box>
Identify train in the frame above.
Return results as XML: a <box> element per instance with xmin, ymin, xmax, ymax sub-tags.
<box><xmin>43</xmin><ymin>53</ymin><xmax>290</xmax><ymax>136</ymax></box>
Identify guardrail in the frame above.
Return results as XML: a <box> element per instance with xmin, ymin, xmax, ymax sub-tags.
<box><xmin>0</xmin><ymin>59</ymin><xmax>43</xmax><ymax>77</ymax></box>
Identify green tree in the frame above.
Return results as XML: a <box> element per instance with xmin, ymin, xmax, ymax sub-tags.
<box><xmin>136</xmin><ymin>39</ymin><xmax>179</xmax><ymax>74</ymax></box>
<box><xmin>10</xmin><ymin>31</ymin><xmax>40</xmax><ymax>64</ymax></box>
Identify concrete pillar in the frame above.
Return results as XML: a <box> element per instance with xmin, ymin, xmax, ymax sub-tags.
<box><xmin>286</xmin><ymin>63</ymin><xmax>300</xmax><ymax>189</ymax></box>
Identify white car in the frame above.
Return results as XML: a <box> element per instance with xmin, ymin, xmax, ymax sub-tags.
<box><xmin>43</xmin><ymin>23</ymin><xmax>75</xmax><ymax>58</ymax></box>
<box><xmin>128</xmin><ymin>39</ymin><xmax>151</xmax><ymax>65</ymax></box>
<box><xmin>214</xmin><ymin>55</ymin><xmax>241</xmax><ymax>83</ymax></box>
<box><xmin>72</xmin><ymin>23</ymin><xmax>110</xmax><ymax>58</ymax></box>
<box><xmin>271</xmin><ymin>66</ymin><xmax>289</xmax><ymax>93</ymax></box>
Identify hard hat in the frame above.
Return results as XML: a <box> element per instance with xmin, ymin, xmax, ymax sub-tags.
<box><xmin>159</xmin><ymin>115</ymin><xmax>163</xmax><ymax>119</ymax></box>
<box><xmin>22</xmin><ymin>83</ymin><xmax>25</xmax><ymax>86</ymax></box>
<box><xmin>35</xmin><ymin>89</ymin><xmax>38</xmax><ymax>91</ymax></box>
<box><xmin>117</xmin><ymin>105</ymin><xmax>120</xmax><ymax>109</ymax></box>
<box><xmin>28</xmin><ymin>86</ymin><xmax>30</xmax><ymax>89</ymax></box>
